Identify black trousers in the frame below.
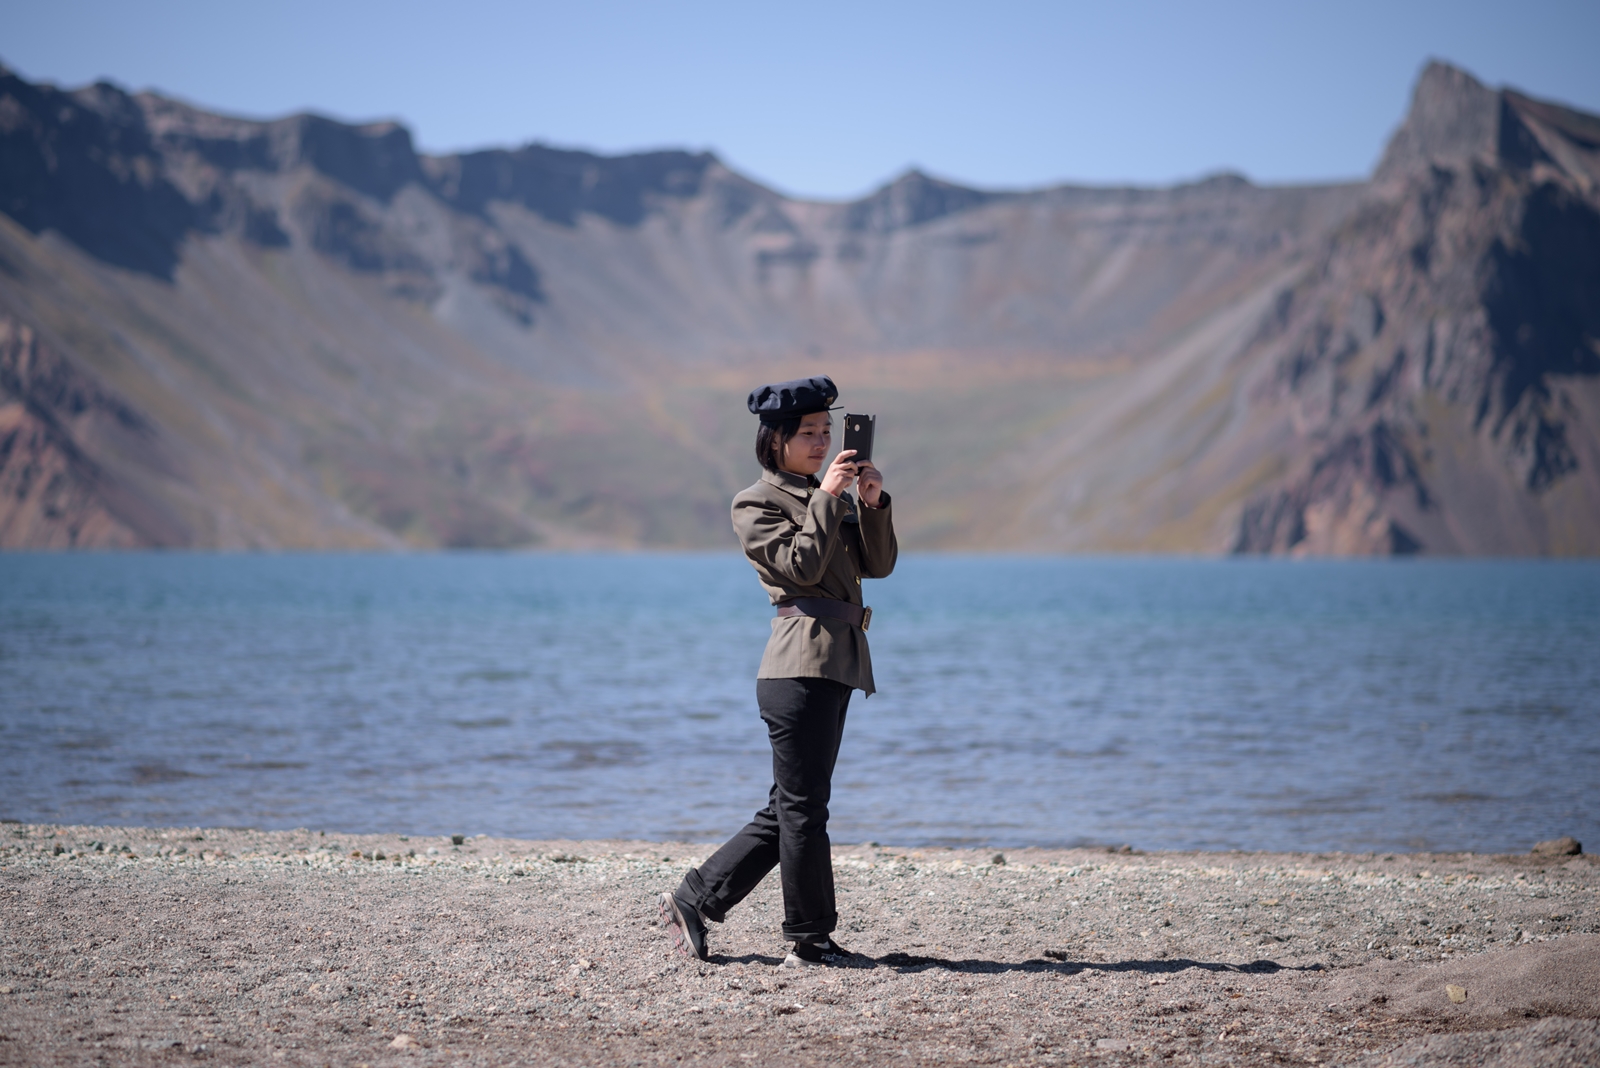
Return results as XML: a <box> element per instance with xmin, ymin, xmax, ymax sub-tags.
<box><xmin>677</xmin><ymin>677</ymin><xmax>852</xmax><ymax>942</ymax></box>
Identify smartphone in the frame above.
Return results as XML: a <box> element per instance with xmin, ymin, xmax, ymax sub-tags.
<box><xmin>842</xmin><ymin>413</ymin><xmax>875</xmax><ymax>466</ymax></box>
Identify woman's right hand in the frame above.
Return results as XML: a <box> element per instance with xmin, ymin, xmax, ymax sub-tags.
<box><xmin>819</xmin><ymin>449</ymin><xmax>858</xmax><ymax>498</ymax></box>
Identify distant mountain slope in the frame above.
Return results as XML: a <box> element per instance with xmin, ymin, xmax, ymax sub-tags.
<box><xmin>1230</xmin><ymin>64</ymin><xmax>1600</xmax><ymax>553</ymax></box>
<box><xmin>1</xmin><ymin>60</ymin><xmax>1595</xmax><ymax>552</ymax></box>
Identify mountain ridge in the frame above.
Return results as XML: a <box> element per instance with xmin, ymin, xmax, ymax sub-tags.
<box><xmin>1</xmin><ymin>59</ymin><xmax>1596</xmax><ymax>553</ymax></box>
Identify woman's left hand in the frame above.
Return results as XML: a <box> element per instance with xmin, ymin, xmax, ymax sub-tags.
<box><xmin>857</xmin><ymin>462</ymin><xmax>884</xmax><ymax>508</ymax></box>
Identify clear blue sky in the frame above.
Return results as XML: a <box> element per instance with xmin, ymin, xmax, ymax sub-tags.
<box><xmin>4</xmin><ymin>0</ymin><xmax>1597</xmax><ymax>199</ymax></box>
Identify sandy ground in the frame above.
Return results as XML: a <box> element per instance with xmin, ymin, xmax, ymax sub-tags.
<box><xmin>2</xmin><ymin>824</ymin><xmax>1597</xmax><ymax>1067</ymax></box>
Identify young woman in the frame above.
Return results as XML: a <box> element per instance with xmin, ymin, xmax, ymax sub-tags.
<box><xmin>660</xmin><ymin>375</ymin><xmax>897</xmax><ymax>968</ymax></box>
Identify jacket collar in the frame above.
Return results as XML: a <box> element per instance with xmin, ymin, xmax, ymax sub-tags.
<box><xmin>761</xmin><ymin>467</ymin><xmax>818</xmax><ymax>499</ymax></box>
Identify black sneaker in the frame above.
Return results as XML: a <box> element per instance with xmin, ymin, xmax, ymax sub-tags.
<box><xmin>659</xmin><ymin>892</ymin><xmax>708</xmax><ymax>961</ymax></box>
<box><xmin>781</xmin><ymin>937</ymin><xmax>853</xmax><ymax>968</ymax></box>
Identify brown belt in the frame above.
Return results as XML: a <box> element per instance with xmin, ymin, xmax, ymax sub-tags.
<box><xmin>776</xmin><ymin>597</ymin><xmax>872</xmax><ymax>632</ymax></box>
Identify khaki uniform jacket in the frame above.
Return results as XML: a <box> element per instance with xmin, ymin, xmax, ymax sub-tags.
<box><xmin>732</xmin><ymin>468</ymin><xmax>898</xmax><ymax>694</ymax></box>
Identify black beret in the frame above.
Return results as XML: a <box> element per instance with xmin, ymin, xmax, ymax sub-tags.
<box><xmin>747</xmin><ymin>375</ymin><xmax>840</xmax><ymax>424</ymax></box>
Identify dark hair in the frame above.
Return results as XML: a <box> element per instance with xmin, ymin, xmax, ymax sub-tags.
<box><xmin>755</xmin><ymin>416</ymin><xmax>803</xmax><ymax>472</ymax></box>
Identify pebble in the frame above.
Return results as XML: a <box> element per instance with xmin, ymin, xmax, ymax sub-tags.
<box><xmin>1531</xmin><ymin>837</ymin><xmax>1582</xmax><ymax>856</ymax></box>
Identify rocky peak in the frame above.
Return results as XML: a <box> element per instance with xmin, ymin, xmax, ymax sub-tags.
<box><xmin>1374</xmin><ymin>60</ymin><xmax>1600</xmax><ymax>187</ymax></box>
<box><xmin>426</xmin><ymin>143</ymin><xmax>717</xmax><ymax>226</ymax></box>
<box><xmin>840</xmin><ymin>168</ymin><xmax>997</xmax><ymax>233</ymax></box>
<box><xmin>135</xmin><ymin>93</ymin><xmax>425</xmax><ymax>202</ymax></box>
<box><xmin>0</xmin><ymin>68</ymin><xmax>194</xmax><ymax>277</ymax></box>
<box><xmin>1184</xmin><ymin>171</ymin><xmax>1253</xmax><ymax>192</ymax></box>
<box><xmin>276</xmin><ymin>115</ymin><xmax>423</xmax><ymax>202</ymax></box>
<box><xmin>1375</xmin><ymin>61</ymin><xmax>1501</xmax><ymax>180</ymax></box>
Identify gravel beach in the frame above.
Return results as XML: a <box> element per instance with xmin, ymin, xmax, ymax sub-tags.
<box><xmin>3</xmin><ymin>824</ymin><xmax>1597</xmax><ymax>1067</ymax></box>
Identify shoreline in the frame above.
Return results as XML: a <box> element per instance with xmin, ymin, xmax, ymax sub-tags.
<box><xmin>4</xmin><ymin>823</ymin><xmax>1598</xmax><ymax>1066</ymax></box>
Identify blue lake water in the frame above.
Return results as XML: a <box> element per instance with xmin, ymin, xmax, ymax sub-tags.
<box><xmin>2</xmin><ymin>553</ymin><xmax>1596</xmax><ymax>853</ymax></box>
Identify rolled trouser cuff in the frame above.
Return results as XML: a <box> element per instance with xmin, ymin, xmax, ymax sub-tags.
<box><xmin>676</xmin><ymin>870</ymin><xmax>729</xmax><ymax>923</ymax></box>
<box><xmin>782</xmin><ymin>913</ymin><xmax>838</xmax><ymax>941</ymax></box>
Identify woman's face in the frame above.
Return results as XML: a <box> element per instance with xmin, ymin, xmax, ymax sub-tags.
<box><xmin>779</xmin><ymin>411</ymin><xmax>833</xmax><ymax>476</ymax></box>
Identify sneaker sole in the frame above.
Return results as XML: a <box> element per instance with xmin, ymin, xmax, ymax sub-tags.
<box><xmin>658</xmin><ymin>893</ymin><xmax>703</xmax><ymax>960</ymax></box>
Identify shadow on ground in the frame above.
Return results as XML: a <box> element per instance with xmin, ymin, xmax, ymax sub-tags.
<box><xmin>706</xmin><ymin>948</ymin><xmax>1316</xmax><ymax>975</ymax></box>
<box><xmin>873</xmin><ymin>953</ymin><xmax>1317</xmax><ymax>975</ymax></box>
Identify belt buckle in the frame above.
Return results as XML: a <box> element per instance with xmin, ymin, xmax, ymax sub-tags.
<box><xmin>861</xmin><ymin>606</ymin><xmax>872</xmax><ymax>632</ymax></box>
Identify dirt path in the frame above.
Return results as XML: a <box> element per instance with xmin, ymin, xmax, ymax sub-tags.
<box><xmin>3</xmin><ymin>824</ymin><xmax>1597</xmax><ymax>1066</ymax></box>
